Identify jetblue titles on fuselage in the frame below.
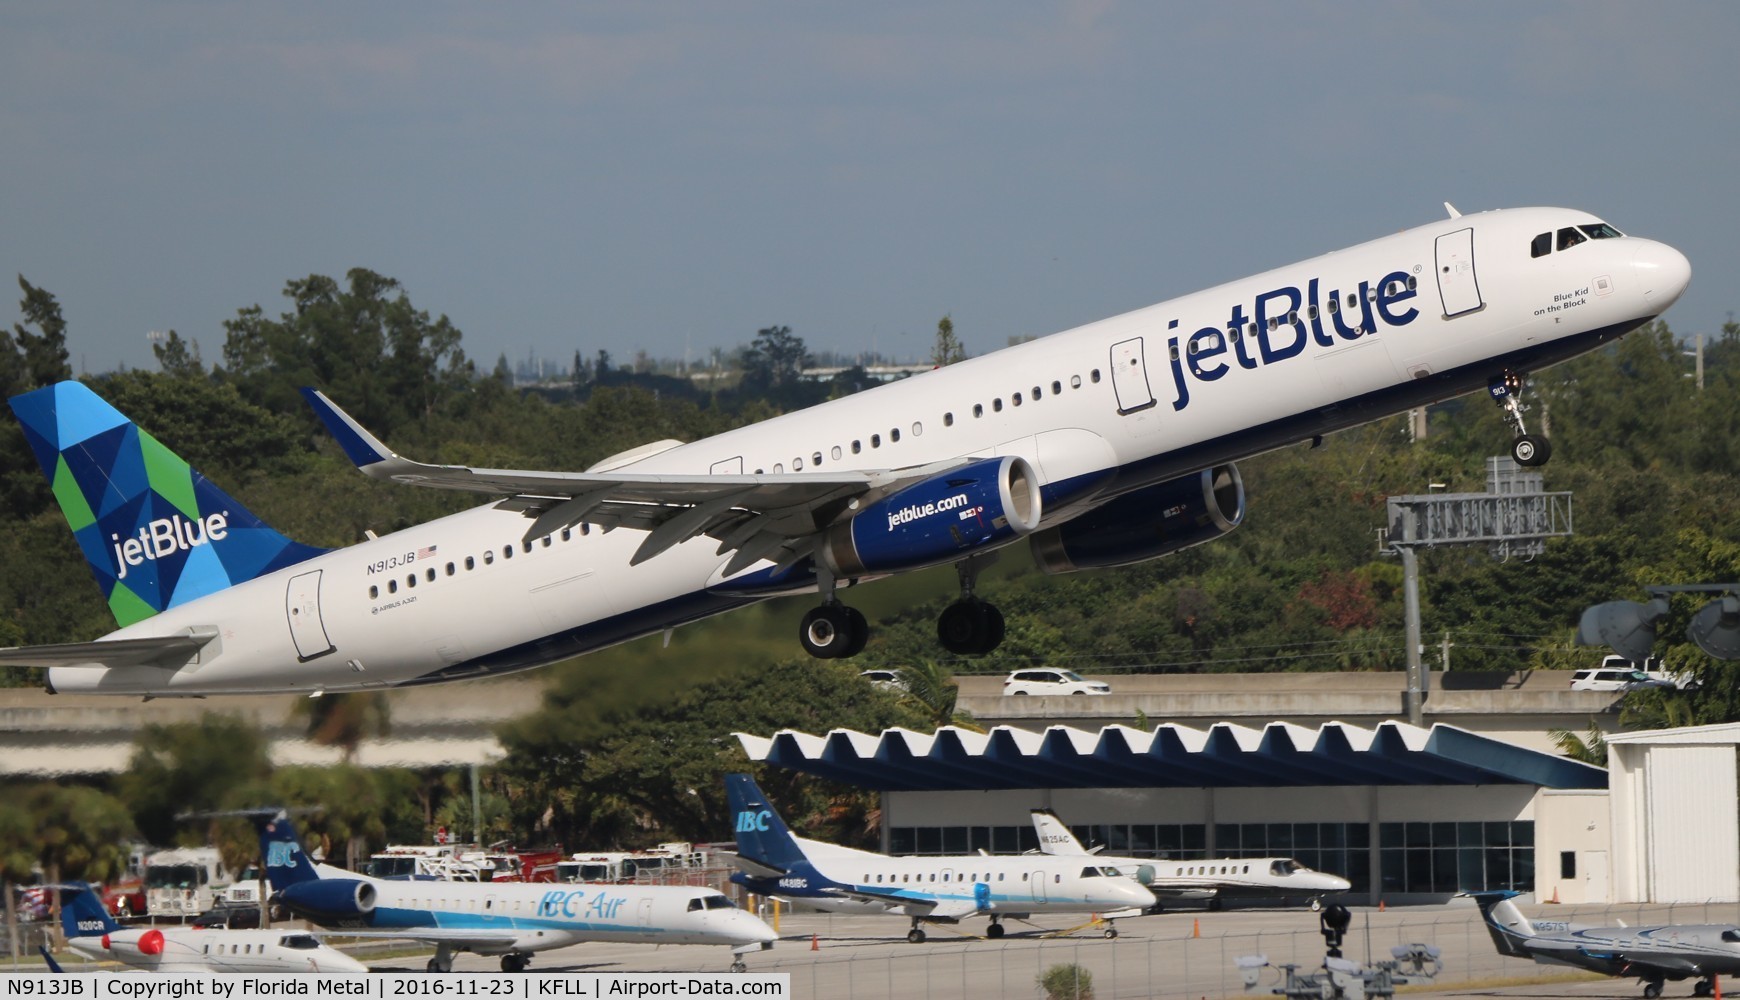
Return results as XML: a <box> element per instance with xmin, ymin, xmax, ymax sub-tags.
<box><xmin>1165</xmin><ymin>268</ymin><xmax>1418</xmax><ymax>410</ymax></box>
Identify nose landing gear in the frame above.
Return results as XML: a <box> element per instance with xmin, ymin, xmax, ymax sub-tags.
<box><xmin>1491</xmin><ymin>371</ymin><xmax>1552</xmax><ymax>467</ymax></box>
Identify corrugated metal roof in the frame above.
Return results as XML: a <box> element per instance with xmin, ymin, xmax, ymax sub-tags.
<box><xmin>734</xmin><ymin>720</ymin><xmax>1606</xmax><ymax>791</ymax></box>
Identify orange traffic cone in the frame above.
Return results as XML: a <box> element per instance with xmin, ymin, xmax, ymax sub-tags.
<box><xmin>1192</xmin><ymin>918</ymin><xmax>1201</xmax><ymax>939</ymax></box>
<box><xmin>1378</xmin><ymin>899</ymin><xmax>1386</xmax><ymax>912</ymax></box>
<box><xmin>810</xmin><ymin>934</ymin><xmax>819</xmax><ymax>951</ymax></box>
<box><xmin>1549</xmin><ymin>886</ymin><xmax>1560</xmax><ymax>904</ymax></box>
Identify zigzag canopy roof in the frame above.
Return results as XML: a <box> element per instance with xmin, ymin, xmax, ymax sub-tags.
<box><xmin>734</xmin><ymin>721</ymin><xmax>1605</xmax><ymax>791</ymax></box>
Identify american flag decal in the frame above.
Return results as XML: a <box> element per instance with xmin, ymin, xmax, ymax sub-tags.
<box><xmin>417</xmin><ymin>544</ymin><xmax>438</xmax><ymax>559</ymax></box>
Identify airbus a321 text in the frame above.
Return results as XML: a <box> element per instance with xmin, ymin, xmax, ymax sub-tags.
<box><xmin>0</xmin><ymin>206</ymin><xmax>1689</xmax><ymax>696</ymax></box>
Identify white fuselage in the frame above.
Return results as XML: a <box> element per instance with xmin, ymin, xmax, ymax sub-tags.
<box><xmin>326</xmin><ymin>871</ymin><xmax>777</xmax><ymax>953</ymax></box>
<box><xmin>749</xmin><ymin>836</ymin><xmax>1156</xmax><ymax>917</ymax></box>
<box><xmin>53</xmin><ymin>208</ymin><xmax>1689</xmax><ymax>695</ymax></box>
<box><xmin>67</xmin><ymin>927</ymin><xmax>368</xmax><ymax>974</ymax></box>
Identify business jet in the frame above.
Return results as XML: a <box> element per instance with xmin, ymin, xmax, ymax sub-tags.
<box><xmin>248</xmin><ymin>809</ymin><xmax>776</xmax><ymax>973</ymax></box>
<box><xmin>1470</xmin><ymin>890</ymin><xmax>1740</xmax><ymax>998</ymax></box>
<box><xmin>722</xmin><ymin>773</ymin><xmax>1155</xmax><ymax>942</ymax></box>
<box><xmin>1030</xmin><ymin>809</ymin><xmax>1350</xmax><ymax>910</ymax></box>
<box><xmin>55</xmin><ymin>882</ymin><xmax>368</xmax><ymax>974</ymax></box>
<box><xmin>0</xmin><ymin>206</ymin><xmax>1690</xmax><ymax>696</ymax></box>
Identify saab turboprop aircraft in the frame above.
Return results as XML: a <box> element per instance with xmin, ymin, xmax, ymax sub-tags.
<box><xmin>56</xmin><ymin>882</ymin><xmax>368</xmax><ymax>974</ymax></box>
<box><xmin>1030</xmin><ymin>808</ymin><xmax>1350</xmax><ymax>910</ymax></box>
<box><xmin>249</xmin><ymin>809</ymin><xmax>778</xmax><ymax>973</ymax></box>
<box><xmin>0</xmin><ymin>206</ymin><xmax>1690</xmax><ymax>696</ymax></box>
<box><xmin>722</xmin><ymin>773</ymin><xmax>1156</xmax><ymax>942</ymax></box>
<box><xmin>1470</xmin><ymin>890</ymin><xmax>1740</xmax><ymax>998</ymax></box>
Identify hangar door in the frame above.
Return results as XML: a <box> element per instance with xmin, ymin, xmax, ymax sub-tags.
<box><xmin>1435</xmin><ymin>228</ymin><xmax>1484</xmax><ymax>317</ymax></box>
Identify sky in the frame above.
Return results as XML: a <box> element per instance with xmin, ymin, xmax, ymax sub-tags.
<box><xmin>2</xmin><ymin>2</ymin><xmax>1736</xmax><ymax>376</ymax></box>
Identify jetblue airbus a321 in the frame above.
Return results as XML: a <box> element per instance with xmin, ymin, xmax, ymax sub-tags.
<box><xmin>0</xmin><ymin>206</ymin><xmax>1690</xmax><ymax>696</ymax></box>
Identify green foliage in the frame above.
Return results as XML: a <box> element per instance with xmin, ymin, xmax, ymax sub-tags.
<box><xmin>117</xmin><ymin>714</ymin><xmax>273</xmax><ymax>845</ymax></box>
<box><xmin>931</xmin><ymin>314</ymin><xmax>966</xmax><ymax>366</ymax></box>
<box><xmin>1037</xmin><ymin>963</ymin><xmax>1095</xmax><ymax>1000</ymax></box>
<box><xmin>1547</xmin><ymin>721</ymin><xmax>1609</xmax><ymax>766</ymax></box>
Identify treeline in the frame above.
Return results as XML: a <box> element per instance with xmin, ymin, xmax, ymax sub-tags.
<box><xmin>3</xmin><ymin>271</ymin><xmax>1740</xmax><ymax>867</ymax></box>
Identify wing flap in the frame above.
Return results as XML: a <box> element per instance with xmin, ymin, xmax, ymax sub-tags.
<box><xmin>0</xmin><ymin>628</ymin><xmax>219</xmax><ymax>669</ymax></box>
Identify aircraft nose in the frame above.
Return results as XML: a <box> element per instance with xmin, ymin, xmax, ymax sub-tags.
<box><xmin>740</xmin><ymin>912</ymin><xmax>780</xmax><ymax>943</ymax></box>
<box><xmin>1633</xmin><ymin>240</ymin><xmax>1692</xmax><ymax>310</ymax></box>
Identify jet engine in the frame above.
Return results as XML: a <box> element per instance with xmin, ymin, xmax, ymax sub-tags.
<box><xmin>102</xmin><ymin>928</ymin><xmax>166</xmax><ymax>957</ymax></box>
<box><xmin>278</xmin><ymin>879</ymin><xmax>378</xmax><ymax>920</ymax></box>
<box><xmin>1030</xmin><ymin>465</ymin><xmax>1243</xmax><ymax>574</ymax></box>
<box><xmin>821</xmin><ymin>456</ymin><xmax>1042</xmax><ymax>576</ymax></box>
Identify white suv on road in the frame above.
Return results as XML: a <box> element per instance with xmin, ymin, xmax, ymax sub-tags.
<box><xmin>1003</xmin><ymin>669</ymin><xmax>1111</xmax><ymax>696</ymax></box>
<box><xmin>1569</xmin><ymin>668</ymin><xmax>1674</xmax><ymax>692</ymax></box>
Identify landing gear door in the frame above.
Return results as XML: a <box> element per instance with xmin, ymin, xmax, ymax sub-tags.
<box><xmin>1109</xmin><ymin>337</ymin><xmax>1156</xmax><ymax>414</ymax></box>
<box><xmin>1435</xmin><ymin>228</ymin><xmax>1484</xmax><ymax>317</ymax></box>
<box><xmin>286</xmin><ymin>569</ymin><xmax>335</xmax><ymax>662</ymax></box>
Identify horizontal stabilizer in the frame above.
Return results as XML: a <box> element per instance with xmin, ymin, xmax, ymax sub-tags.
<box><xmin>719</xmin><ymin>852</ymin><xmax>787</xmax><ymax>879</ymax></box>
<box><xmin>0</xmin><ymin>628</ymin><xmax>218</xmax><ymax>669</ymax></box>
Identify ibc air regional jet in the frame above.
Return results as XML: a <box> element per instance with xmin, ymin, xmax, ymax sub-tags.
<box><xmin>1030</xmin><ymin>809</ymin><xmax>1350</xmax><ymax>911</ymax></box>
<box><xmin>1470</xmin><ymin>890</ymin><xmax>1740</xmax><ymax>998</ymax></box>
<box><xmin>250</xmin><ymin>809</ymin><xmax>777</xmax><ymax>973</ymax></box>
<box><xmin>0</xmin><ymin>206</ymin><xmax>1690</xmax><ymax>696</ymax></box>
<box><xmin>722</xmin><ymin>773</ymin><xmax>1156</xmax><ymax>941</ymax></box>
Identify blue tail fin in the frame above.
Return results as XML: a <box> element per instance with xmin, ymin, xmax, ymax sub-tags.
<box><xmin>724</xmin><ymin>774</ymin><xmax>810</xmax><ymax>871</ymax></box>
<box><xmin>7</xmin><ymin>380</ymin><xmax>326</xmax><ymax>627</ymax></box>
<box><xmin>58</xmin><ymin>883</ymin><xmax>118</xmax><ymax>939</ymax></box>
<box><xmin>252</xmin><ymin>809</ymin><xmax>323</xmax><ymax>890</ymax></box>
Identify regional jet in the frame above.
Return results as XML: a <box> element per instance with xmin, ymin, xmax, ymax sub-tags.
<box><xmin>1030</xmin><ymin>808</ymin><xmax>1350</xmax><ymax>910</ymax></box>
<box><xmin>1471</xmin><ymin>890</ymin><xmax>1740</xmax><ymax>998</ymax></box>
<box><xmin>56</xmin><ymin>882</ymin><xmax>368</xmax><ymax>974</ymax></box>
<box><xmin>0</xmin><ymin>206</ymin><xmax>1690</xmax><ymax>696</ymax></box>
<box><xmin>722</xmin><ymin>774</ymin><xmax>1156</xmax><ymax>942</ymax></box>
<box><xmin>250</xmin><ymin>809</ymin><xmax>777</xmax><ymax>973</ymax></box>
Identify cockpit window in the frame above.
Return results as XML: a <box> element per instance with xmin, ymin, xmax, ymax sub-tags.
<box><xmin>702</xmin><ymin>895</ymin><xmax>736</xmax><ymax>910</ymax></box>
<box><xmin>1557</xmin><ymin>227</ymin><xmax>1587</xmax><ymax>252</ymax></box>
<box><xmin>1270</xmin><ymin>859</ymin><xmax>1301</xmax><ymax>876</ymax></box>
<box><xmin>1530</xmin><ymin>233</ymin><xmax>1552</xmax><ymax>259</ymax></box>
<box><xmin>1081</xmin><ymin>866</ymin><xmax>1101</xmax><ymax>878</ymax></box>
<box><xmin>1723</xmin><ymin>929</ymin><xmax>1740</xmax><ymax>943</ymax></box>
<box><xmin>1580</xmin><ymin>223</ymin><xmax>1624</xmax><ymax>240</ymax></box>
<box><xmin>687</xmin><ymin>898</ymin><xmax>703</xmax><ymax>911</ymax></box>
<box><xmin>279</xmin><ymin>935</ymin><xmax>320</xmax><ymax>950</ymax></box>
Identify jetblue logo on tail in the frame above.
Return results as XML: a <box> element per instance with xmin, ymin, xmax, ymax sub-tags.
<box><xmin>112</xmin><ymin>512</ymin><xmax>229</xmax><ymax>580</ymax></box>
<box><xmin>736</xmin><ymin>810</ymin><xmax>772</xmax><ymax>833</ymax></box>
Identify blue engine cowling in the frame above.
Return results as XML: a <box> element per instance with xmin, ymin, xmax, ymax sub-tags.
<box><xmin>279</xmin><ymin>878</ymin><xmax>377</xmax><ymax>920</ymax></box>
<box><xmin>822</xmin><ymin>456</ymin><xmax>1043</xmax><ymax>576</ymax></box>
<box><xmin>1029</xmin><ymin>465</ymin><xmax>1243</xmax><ymax>574</ymax></box>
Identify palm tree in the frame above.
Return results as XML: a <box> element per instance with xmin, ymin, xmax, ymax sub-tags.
<box><xmin>1547</xmin><ymin>721</ymin><xmax>1609</xmax><ymax>766</ymax></box>
<box><xmin>899</xmin><ymin>659</ymin><xmax>980</xmax><ymax>732</ymax></box>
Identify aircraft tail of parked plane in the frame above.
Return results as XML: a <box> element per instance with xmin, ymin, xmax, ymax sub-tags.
<box><xmin>1468</xmin><ymin>890</ymin><xmax>1740</xmax><ymax>998</ymax></box>
<box><xmin>56</xmin><ymin>881</ymin><xmax>367</xmax><ymax>974</ymax></box>
<box><xmin>8</xmin><ymin>380</ymin><xmax>325</xmax><ymax>627</ymax></box>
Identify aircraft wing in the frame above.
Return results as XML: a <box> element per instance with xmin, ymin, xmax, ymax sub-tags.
<box><xmin>822</xmin><ymin>887</ymin><xmax>979</xmax><ymax>921</ymax></box>
<box><xmin>0</xmin><ymin>629</ymin><xmax>218</xmax><ymax>669</ymax></box>
<box><xmin>719</xmin><ymin>853</ymin><xmax>787</xmax><ymax>879</ymax></box>
<box><xmin>302</xmin><ymin>388</ymin><xmax>934</xmax><ymax>570</ymax></box>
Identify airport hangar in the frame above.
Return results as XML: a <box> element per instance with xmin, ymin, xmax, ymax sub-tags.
<box><xmin>737</xmin><ymin>675</ymin><xmax>1740</xmax><ymax>910</ymax></box>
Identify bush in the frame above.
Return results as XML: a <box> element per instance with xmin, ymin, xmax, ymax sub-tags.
<box><xmin>1037</xmin><ymin>962</ymin><xmax>1094</xmax><ymax>1000</ymax></box>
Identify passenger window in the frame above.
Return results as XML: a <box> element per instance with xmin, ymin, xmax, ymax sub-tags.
<box><xmin>369</xmin><ymin>585</ymin><xmax>378</xmax><ymax>599</ymax></box>
<box><xmin>542</xmin><ymin>536</ymin><xmax>551</xmax><ymax>547</ymax></box>
<box><xmin>560</xmin><ymin>528</ymin><xmax>570</xmax><ymax>542</ymax></box>
<box><xmin>1090</xmin><ymin>369</ymin><xmax>1101</xmax><ymax>383</ymax></box>
<box><xmin>1557</xmin><ymin>227</ymin><xmax>1586</xmax><ymax>251</ymax></box>
<box><xmin>992</xmin><ymin>398</ymin><xmax>1003</xmax><ymax>412</ymax></box>
<box><xmin>406</xmin><ymin>574</ymin><xmax>416</xmax><ymax>588</ymax></box>
<box><xmin>1171</xmin><ymin>344</ymin><xmax>1180</xmax><ymax>360</ymax></box>
<box><xmin>773</xmin><ymin>463</ymin><xmax>784</xmax><ymax>473</ymax></box>
<box><xmin>870</xmin><ymin>436</ymin><xmax>880</xmax><ymax>449</ymax></box>
<box><xmin>445</xmin><ymin>562</ymin><xmax>455</xmax><ymax>576</ymax></box>
<box><xmin>1032</xmin><ymin>385</ymin><xmax>1042</xmax><ymax>399</ymax></box>
<box><xmin>831</xmin><ymin>446</ymin><xmax>842</xmax><ymax>460</ymax></box>
<box><xmin>973</xmin><ymin>404</ymin><xmax>984</xmax><ymax>418</ymax></box>
<box><xmin>1012</xmin><ymin>393</ymin><xmax>1022</xmax><ymax>406</ymax></box>
<box><xmin>483</xmin><ymin>551</ymin><xmax>494</xmax><ymax>565</ymax></box>
<box><xmin>890</xmin><ymin>427</ymin><xmax>900</xmax><ymax>442</ymax></box>
<box><xmin>1531</xmin><ymin>232</ymin><xmax>1552</xmax><ymax>258</ymax></box>
<box><xmin>852</xmin><ymin>440</ymin><xmax>862</xmax><ymax>454</ymax></box>
<box><xmin>1070</xmin><ymin>375</ymin><xmax>1081</xmax><ymax>389</ymax></box>
<box><xmin>523</xmin><ymin>539</ymin><xmax>533</xmax><ymax>553</ymax></box>
<box><xmin>911</xmin><ymin>422</ymin><xmax>922</xmax><ymax>437</ymax></box>
<box><xmin>426</xmin><ymin>568</ymin><xmax>435</xmax><ymax>582</ymax></box>
<box><xmin>811</xmin><ymin>452</ymin><xmax>822</xmax><ymax>466</ymax></box>
<box><xmin>1328</xmin><ymin>297</ymin><xmax>1339</xmax><ymax>314</ymax></box>
<box><xmin>943</xmin><ymin>412</ymin><xmax>954</xmax><ymax>427</ymax></box>
<box><xmin>793</xmin><ymin>457</ymin><xmax>803</xmax><ymax>470</ymax></box>
<box><xmin>1051</xmin><ymin>381</ymin><xmax>1061</xmax><ymax>394</ymax></box>
<box><xmin>503</xmin><ymin>546</ymin><xmax>513</xmax><ymax>559</ymax></box>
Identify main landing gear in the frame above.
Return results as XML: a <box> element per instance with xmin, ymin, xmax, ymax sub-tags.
<box><xmin>500</xmin><ymin>953</ymin><xmax>530</xmax><ymax>973</ymax></box>
<box><xmin>798</xmin><ymin>563</ymin><xmax>869</xmax><ymax>659</ymax></box>
<box><xmin>986</xmin><ymin>917</ymin><xmax>1005</xmax><ymax>939</ymax></box>
<box><xmin>1693</xmin><ymin>980</ymin><xmax>1715</xmax><ymax>998</ymax></box>
<box><xmin>1492</xmin><ymin>371</ymin><xmax>1552</xmax><ymax>467</ymax></box>
<box><xmin>906</xmin><ymin>917</ymin><xmax>928</xmax><ymax>944</ymax></box>
<box><xmin>936</xmin><ymin>555</ymin><xmax>1005</xmax><ymax>657</ymax></box>
<box><xmin>1643</xmin><ymin>980</ymin><xmax>1665</xmax><ymax>999</ymax></box>
<box><xmin>425</xmin><ymin>944</ymin><xmax>456</xmax><ymax>973</ymax></box>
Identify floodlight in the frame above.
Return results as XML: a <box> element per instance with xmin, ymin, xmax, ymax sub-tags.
<box><xmin>1576</xmin><ymin>598</ymin><xmax>1670</xmax><ymax>663</ymax></box>
<box><xmin>1689</xmin><ymin>595</ymin><xmax>1740</xmax><ymax>660</ymax></box>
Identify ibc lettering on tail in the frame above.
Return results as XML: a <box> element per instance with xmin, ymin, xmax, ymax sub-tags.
<box><xmin>737</xmin><ymin>810</ymin><xmax>772</xmax><ymax>833</ymax></box>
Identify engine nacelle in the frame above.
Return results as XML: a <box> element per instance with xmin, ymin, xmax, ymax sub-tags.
<box><xmin>1030</xmin><ymin>465</ymin><xmax>1243</xmax><ymax>574</ymax></box>
<box><xmin>822</xmin><ymin>456</ymin><xmax>1042</xmax><ymax>577</ymax></box>
<box><xmin>279</xmin><ymin>878</ymin><xmax>377</xmax><ymax>920</ymax></box>
<box><xmin>103</xmin><ymin>928</ymin><xmax>166</xmax><ymax>956</ymax></box>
